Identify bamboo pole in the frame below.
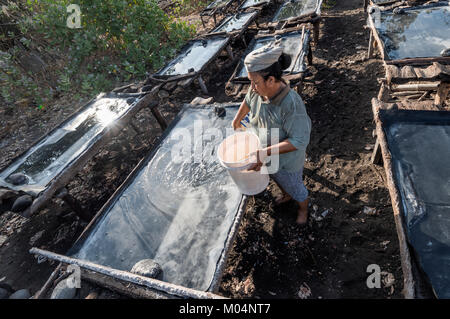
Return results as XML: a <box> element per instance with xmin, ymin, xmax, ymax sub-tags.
<box><xmin>30</xmin><ymin>248</ymin><xmax>227</xmax><ymax>299</ymax></box>
<box><xmin>392</xmin><ymin>83</ymin><xmax>440</xmax><ymax>91</ymax></box>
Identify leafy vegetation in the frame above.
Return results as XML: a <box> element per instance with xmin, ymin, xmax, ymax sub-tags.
<box><xmin>322</xmin><ymin>0</ymin><xmax>337</xmax><ymax>10</ymax></box>
<box><xmin>0</xmin><ymin>0</ymin><xmax>198</xmax><ymax>107</ymax></box>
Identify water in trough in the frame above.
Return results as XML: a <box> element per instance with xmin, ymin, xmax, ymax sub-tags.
<box><xmin>240</xmin><ymin>0</ymin><xmax>271</xmax><ymax>10</ymax></box>
<box><xmin>69</xmin><ymin>105</ymin><xmax>243</xmax><ymax>291</ymax></box>
<box><xmin>272</xmin><ymin>0</ymin><xmax>320</xmax><ymax>22</ymax></box>
<box><xmin>375</xmin><ymin>5</ymin><xmax>450</xmax><ymax>60</ymax></box>
<box><xmin>384</xmin><ymin>110</ymin><xmax>450</xmax><ymax>298</ymax></box>
<box><xmin>156</xmin><ymin>37</ymin><xmax>229</xmax><ymax>77</ymax></box>
<box><xmin>213</xmin><ymin>11</ymin><xmax>257</xmax><ymax>33</ymax></box>
<box><xmin>0</xmin><ymin>94</ymin><xmax>139</xmax><ymax>193</ymax></box>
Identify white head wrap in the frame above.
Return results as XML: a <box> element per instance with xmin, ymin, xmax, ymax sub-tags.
<box><xmin>244</xmin><ymin>39</ymin><xmax>284</xmax><ymax>73</ymax></box>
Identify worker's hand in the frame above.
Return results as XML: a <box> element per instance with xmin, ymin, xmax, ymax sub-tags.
<box><xmin>248</xmin><ymin>149</ymin><xmax>268</xmax><ymax>171</ymax></box>
<box><xmin>232</xmin><ymin>117</ymin><xmax>244</xmax><ymax>131</ymax></box>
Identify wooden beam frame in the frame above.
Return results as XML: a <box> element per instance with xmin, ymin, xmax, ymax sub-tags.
<box><xmin>30</xmin><ymin>248</ymin><xmax>227</xmax><ymax>299</ymax></box>
<box><xmin>371</xmin><ymin>98</ymin><xmax>415</xmax><ymax>298</ymax></box>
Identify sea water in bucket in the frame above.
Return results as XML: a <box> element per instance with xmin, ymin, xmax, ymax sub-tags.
<box><xmin>217</xmin><ymin>131</ymin><xmax>269</xmax><ymax>195</ymax></box>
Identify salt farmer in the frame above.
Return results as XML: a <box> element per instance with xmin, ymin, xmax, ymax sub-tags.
<box><xmin>231</xmin><ymin>40</ymin><xmax>312</xmax><ymax>225</ymax></box>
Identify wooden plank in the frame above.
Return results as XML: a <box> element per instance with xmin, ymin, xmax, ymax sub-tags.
<box><xmin>81</xmin><ymin>269</ymin><xmax>174</xmax><ymax>299</ymax></box>
<box><xmin>387</xmin><ymin>63</ymin><xmax>450</xmax><ymax>83</ymax></box>
<box><xmin>386</xmin><ymin>57</ymin><xmax>450</xmax><ymax>67</ymax></box>
<box><xmin>179</xmin><ymin>76</ymin><xmax>195</xmax><ymax>88</ymax></box>
<box><xmin>400</xmin><ymin>65</ymin><xmax>416</xmax><ymax>79</ymax></box>
<box><xmin>371</xmin><ymin>139</ymin><xmax>382</xmax><ymax>165</ymax></box>
<box><xmin>367</xmin><ymin>15</ymin><xmax>388</xmax><ymax>61</ymax></box>
<box><xmin>367</xmin><ymin>30</ymin><xmax>375</xmax><ymax>59</ymax></box>
<box><xmin>371</xmin><ymin>98</ymin><xmax>415</xmax><ymax>299</ymax></box>
<box><xmin>150</xmin><ymin>106</ymin><xmax>168</xmax><ymax>130</ymax></box>
<box><xmin>378</xmin><ymin>81</ymin><xmax>390</xmax><ymax>102</ymax></box>
<box><xmin>313</xmin><ymin>19</ymin><xmax>320</xmax><ymax>44</ymax></box>
<box><xmin>32</xmin><ymin>264</ymin><xmax>62</xmax><ymax>299</ymax></box>
<box><xmin>435</xmin><ymin>83</ymin><xmax>450</xmax><ymax>107</ymax></box>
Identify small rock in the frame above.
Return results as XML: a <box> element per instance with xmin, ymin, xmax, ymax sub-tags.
<box><xmin>365</xmin><ymin>145</ymin><xmax>374</xmax><ymax>151</ymax></box>
<box><xmin>85</xmin><ymin>291</ymin><xmax>99</xmax><ymax>299</ymax></box>
<box><xmin>297</xmin><ymin>282</ymin><xmax>312</xmax><ymax>299</ymax></box>
<box><xmin>243</xmin><ymin>277</ymin><xmax>254</xmax><ymax>295</ymax></box>
<box><xmin>131</xmin><ymin>259</ymin><xmax>163</xmax><ymax>279</ymax></box>
<box><xmin>0</xmin><ymin>288</ymin><xmax>10</xmax><ymax>299</ymax></box>
<box><xmin>381</xmin><ymin>271</ymin><xmax>395</xmax><ymax>288</ymax></box>
<box><xmin>157</xmin><ymin>90</ymin><xmax>169</xmax><ymax>99</ymax></box>
<box><xmin>0</xmin><ymin>188</ymin><xmax>17</xmax><ymax>201</ymax></box>
<box><xmin>50</xmin><ymin>279</ymin><xmax>77</xmax><ymax>299</ymax></box>
<box><xmin>11</xmin><ymin>195</ymin><xmax>33</xmax><ymax>213</ymax></box>
<box><xmin>9</xmin><ymin>289</ymin><xmax>31</xmax><ymax>299</ymax></box>
<box><xmin>363</xmin><ymin>206</ymin><xmax>378</xmax><ymax>215</ymax></box>
<box><xmin>321</xmin><ymin>209</ymin><xmax>330</xmax><ymax>218</ymax></box>
<box><xmin>214</xmin><ymin>106</ymin><xmax>226</xmax><ymax>118</ymax></box>
<box><xmin>6</xmin><ymin>173</ymin><xmax>29</xmax><ymax>186</ymax></box>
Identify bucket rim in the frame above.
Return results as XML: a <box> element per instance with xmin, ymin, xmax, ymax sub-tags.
<box><xmin>217</xmin><ymin>131</ymin><xmax>260</xmax><ymax>168</ymax></box>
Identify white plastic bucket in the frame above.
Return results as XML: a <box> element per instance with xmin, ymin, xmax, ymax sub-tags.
<box><xmin>217</xmin><ymin>131</ymin><xmax>269</xmax><ymax>195</ymax></box>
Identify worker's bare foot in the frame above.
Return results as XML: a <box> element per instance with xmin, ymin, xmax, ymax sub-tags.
<box><xmin>274</xmin><ymin>193</ymin><xmax>292</xmax><ymax>205</ymax></box>
<box><xmin>296</xmin><ymin>198</ymin><xmax>309</xmax><ymax>225</ymax></box>
<box><xmin>296</xmin><ymin>207</ymin><xmax>308</xmax><ymax>225</ymax></box>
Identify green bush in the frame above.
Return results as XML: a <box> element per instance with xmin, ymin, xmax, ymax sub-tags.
<box><xmin>1</xmin><ymin>0</ymin><xmax>197</xmax><ymax>105</ymax></box>
<box><xmin>28</xmin><ymin>0</ymin><xmax>196</xmax><ymax>74</ymax></box>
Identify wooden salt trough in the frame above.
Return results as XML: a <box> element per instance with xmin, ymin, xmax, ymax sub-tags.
<box><xmin>225</xmin><ymin>26</ymin><xmax>312</xmax><ymax>97</ymax></box>
<box><xmin>148</xmin><ymin>35</ymin><xmax>233</xmax><ymax>95</ymax></box>
<box><xmin>267</xmin><ymin>0</ymin><xmax>323</xmax><ymax>44</ymax></box>
<box><xmin>205</xmin><ymin>10</ymin><xmax>260</xmax><ymax>46</ymax></box>
<box><xmin>30</xmin><ymin>103</ymin><xmax>251</xmax><ymax>299</ymax></box>
<box><xmin>371</xmin><ymin>98</ymin><xmax>450</xmax><ymax>298</ymax></box>
<box><xmin>0</xmin><ymin>87</ymin><xmax>164</xmax><ymax>220</ymax></box>
<box><xmin>367</xmin><ymin>1</ymin><xmax>450</xmax><ymax>106</ymax></box>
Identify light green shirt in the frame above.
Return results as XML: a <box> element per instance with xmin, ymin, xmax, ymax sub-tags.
<box><xmin>244</xmin><ymin>85</ymin><xmax>311</xmax><ymax>172</ymax></box>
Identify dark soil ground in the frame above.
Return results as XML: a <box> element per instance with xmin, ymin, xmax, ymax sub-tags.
<box><xmin>0</xmin><ymin>0</ymin><xmax>404</xmax><ymax>299</ymax></box>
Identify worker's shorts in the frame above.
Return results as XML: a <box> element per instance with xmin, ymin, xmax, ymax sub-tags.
<box><xmin>270</xmin><ymin>168</ymin><xmax>308</xmax><ymax>203</ymax></box>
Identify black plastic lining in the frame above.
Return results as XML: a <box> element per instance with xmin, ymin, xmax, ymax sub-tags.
<box><xmin>381</xmin><ymin>108</ymin><xmax>450</xmax><ymax>298</ymax></box>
